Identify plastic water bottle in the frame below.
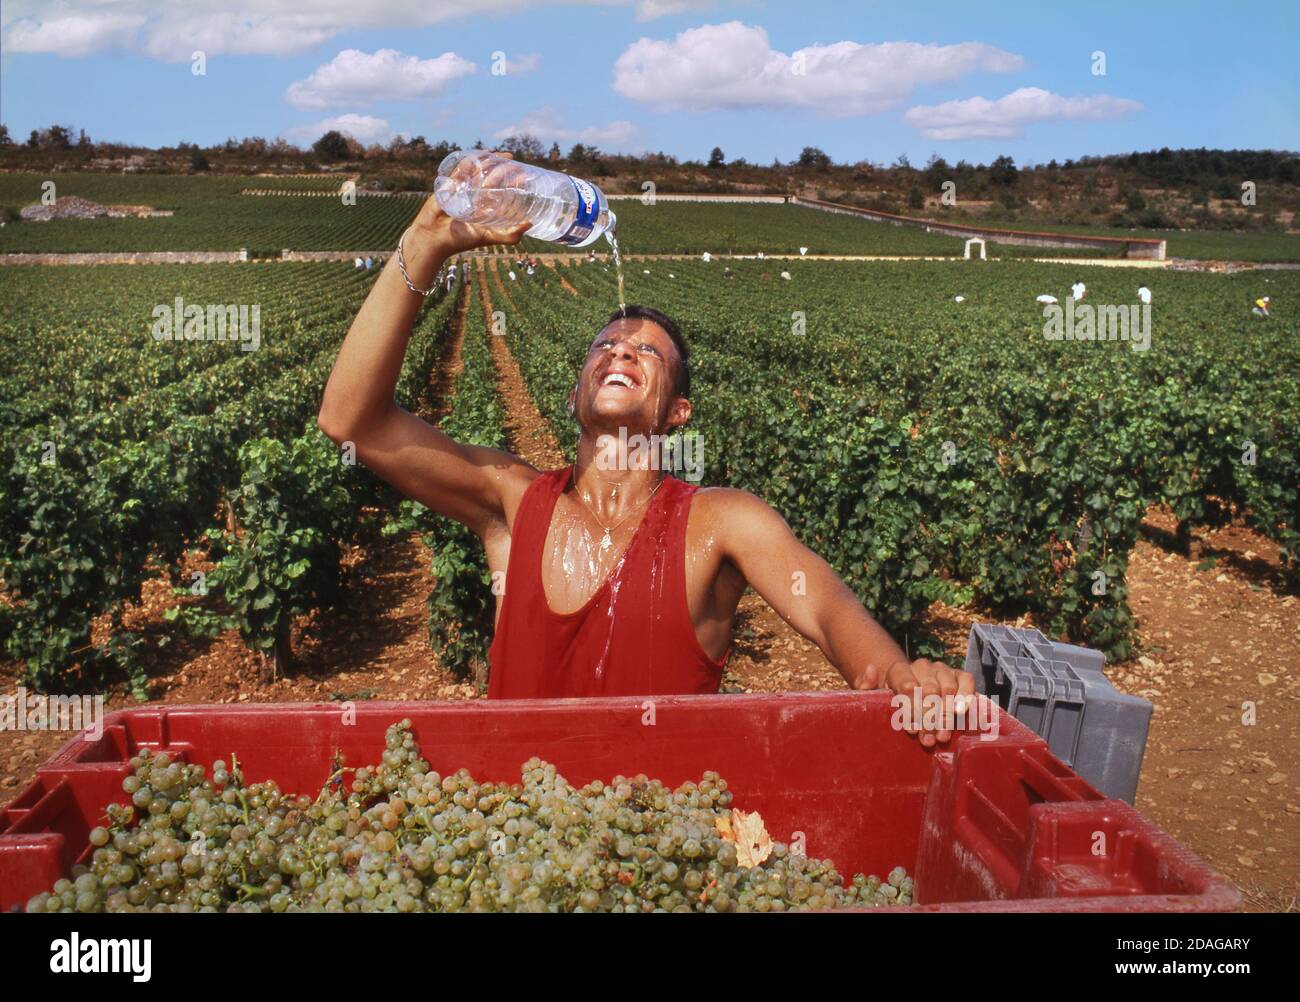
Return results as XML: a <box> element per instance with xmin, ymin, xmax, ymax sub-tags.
<box><xmin>434</xmin><ymin>150</ymin><xmax>617</xmax><ymax>248</ymax></box>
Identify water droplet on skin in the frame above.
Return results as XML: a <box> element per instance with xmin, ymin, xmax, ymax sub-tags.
<box><xmin>686</xmin><ymin>526</ymin><xmax>717</xmax><ymax>578</ymax></box>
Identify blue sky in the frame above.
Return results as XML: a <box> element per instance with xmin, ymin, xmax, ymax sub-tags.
<box><xmin>2</xmin><ymin>1</ymin><xmax>1297</xmax><ymax>166</ymax></box>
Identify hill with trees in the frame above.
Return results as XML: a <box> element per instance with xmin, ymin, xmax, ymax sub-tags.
<box><xmin>1</xmin><ymin>122</ymin><xmax>1296</xmax><ymax>235</ymax></box>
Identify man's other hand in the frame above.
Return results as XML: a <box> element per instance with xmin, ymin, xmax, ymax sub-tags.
<box><xmin>860</xmin><ymin>659</ymin><xmax>979</xmax><ymax>747</ymax></box>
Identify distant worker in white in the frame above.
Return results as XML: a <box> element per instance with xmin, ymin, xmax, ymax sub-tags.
<box><xmin>1137</xmin><ymin>286</ymin><xmax>1152</xmax><ymax>305</ymax></box>
<box><xmin>1252</xmin><ymin>296</ymin><xmax>1270</xmax><ymax>317</ymax></box>
<box><xmin>1071</xmin><ymin>280</ymin><xmax>1087</xmax><ymax>302</ymax></box>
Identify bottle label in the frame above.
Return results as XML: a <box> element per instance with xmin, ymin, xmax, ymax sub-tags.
<box><xmin>557</xmin><ymin>177</ymin><xmax>599</xmax><ymax>245</ymax></box>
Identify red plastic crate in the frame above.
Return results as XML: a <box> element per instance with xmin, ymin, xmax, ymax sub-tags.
<box><xmin>0</xmin><ymin>692</ymin><xmax>1239</xmax><ymax>912</ymax></box>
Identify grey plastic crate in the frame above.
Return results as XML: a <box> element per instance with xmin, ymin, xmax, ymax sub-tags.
<box><xmin>965</xmin><ymin>624</ymin><xmax>1152</xmax><ymax>803</ymax></box>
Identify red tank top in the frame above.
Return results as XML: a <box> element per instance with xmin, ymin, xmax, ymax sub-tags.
<box><xmin>487</xmin><ymin>466</ymin><xmax>728</xmax><ymax>698</ymax></box>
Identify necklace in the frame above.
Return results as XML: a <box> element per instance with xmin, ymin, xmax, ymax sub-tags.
<box><xmin>571</xmin><ymin>471</ymin><xmax>665</xmax><ymax>552</ymax></box>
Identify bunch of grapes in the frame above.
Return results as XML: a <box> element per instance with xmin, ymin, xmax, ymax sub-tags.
<box><xmin>26</xmin><ymin>720</ymin><xmax>913</xmax><ymax>913</ymax></box>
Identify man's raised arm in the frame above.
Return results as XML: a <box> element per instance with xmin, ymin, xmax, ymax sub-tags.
<box><xmin>317</xmin><ymin>159</ymin><xmax>533</xmax><ymax>537</ymax></box>
<box><xmin>713</xmin><ymin>488</ymin><xmax>976</xmax><ymax>745</ymax></box>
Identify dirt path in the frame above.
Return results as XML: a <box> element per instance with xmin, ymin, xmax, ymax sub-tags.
<box><xmin>483</xmin><ymin>258</ymin><xmax>520</xmax><ymax>314</ymax></box>
<box><xmin>545</xmin><ymin>261</ymin><xmax>581</xmax><ymax>296</ymax></box>
<box><xmin>478</xmin><ymin>260</ymin><xmax>566</xmax><ymax>469</ymax></box>
<box><xmin>425</xmin><ymin>283</ymin><xmax>470</xmax><ymax>423</ymax></box>
<box><xmin>1115</xmin><ymin>531</ymin><xmax>1298</xmax><ymax>912</ymax></box>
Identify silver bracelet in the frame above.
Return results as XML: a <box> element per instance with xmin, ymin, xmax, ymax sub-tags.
<box><xmin>396</xmin><ymin>227</ymin><xmax>444</xmax><ymax>297</ymax></box>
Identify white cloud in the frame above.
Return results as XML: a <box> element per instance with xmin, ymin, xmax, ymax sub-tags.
<box><xmin>3</xmin><ymin>13</ymin><xmax>145</xmax><ymax>56</ymax></box>
<box><xmin>904</xmin><ymin>87</ymin><xmax>1143</xmax><ymax>140</ymax></box>
<box><xmin>634</xmin><ymin>0</ymin><xmax>717</xmax><ymax>20</ymax></box>
<box><xmin>493</xmin><ymin>107</ymin><xmax>638</xmax><ymax>149</ymax></box>
<box><xmin>286</xmin><ymin>49</ymin><xmax>477</xmax><ymax>109</ymax></box>
<box><xmin>140</xmin><ymin>12</ymin><xmax>340</xmax><ymax>61</ymax></box>
<box><xmin>613</xmin><ymin>21</ymin><xmax>1025</xmax><ymax>116</ymax></box>
<box><xmin>286</xmin><ymin>113</ymin><xmax>395</xmax><ymax>145</ymax></box>
<box><xmin>0</xmin><ymin>1</ymin><xmax>624</xmax><ymax>59</ymax></box>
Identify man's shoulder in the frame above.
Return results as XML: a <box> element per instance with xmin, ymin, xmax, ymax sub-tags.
<box><xmin>506</xmin><ymin>461</ymin><xmax>563</xmax><ymax>495</ymax></box>
<box><xmin>691</xmin><ymin>484</ymin><xmax>753</xmax><ymax>504</ymax></box>
<box><xmin>688</xmin><ymin>484</ymin><xmax>776</xmax><ymax>521</ymax></box>
<box><xmin>480</xmin><ymin>454</ymin><xmax>553</xmax><ymax>514</ymax></box>
<box><xmin>686</xmin><ymin>485</ymin><xmax>794</xmax><ymax>558</ymax></box>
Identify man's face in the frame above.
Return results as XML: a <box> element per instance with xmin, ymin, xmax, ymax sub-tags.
<box><xmin>571</xmin><ymin>317</ymin><xmax>684</xmax><ymax>433</ymax></box>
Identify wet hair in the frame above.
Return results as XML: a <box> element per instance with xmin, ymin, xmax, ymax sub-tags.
<box><xmin>600</xmin><ymin>305</ymin><xmax>690</xmax><ymax>398</ymax></box>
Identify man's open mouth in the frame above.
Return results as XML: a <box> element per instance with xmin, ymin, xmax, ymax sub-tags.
<box><xmin>600</xmin><ymin>371</ymin><xmax>639</xmax><ymax>389</ymax></box>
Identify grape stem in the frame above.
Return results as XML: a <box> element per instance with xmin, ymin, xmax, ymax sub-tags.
<box><xmin>620</xmin><ymin>859</ymin><xmax>645</xmax><ymax>889</ymax></box>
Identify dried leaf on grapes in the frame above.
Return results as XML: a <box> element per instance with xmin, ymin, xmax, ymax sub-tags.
<box><xmin>717</xmin><ymin>808</ymin><xmax>772</xmax><ymax>868</ymax></box>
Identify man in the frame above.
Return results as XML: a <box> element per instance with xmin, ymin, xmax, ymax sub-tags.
<box><xmin>317</xmin><ymin>158</ymin><xmax>974</xmax><ymax>746</ymax></box>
